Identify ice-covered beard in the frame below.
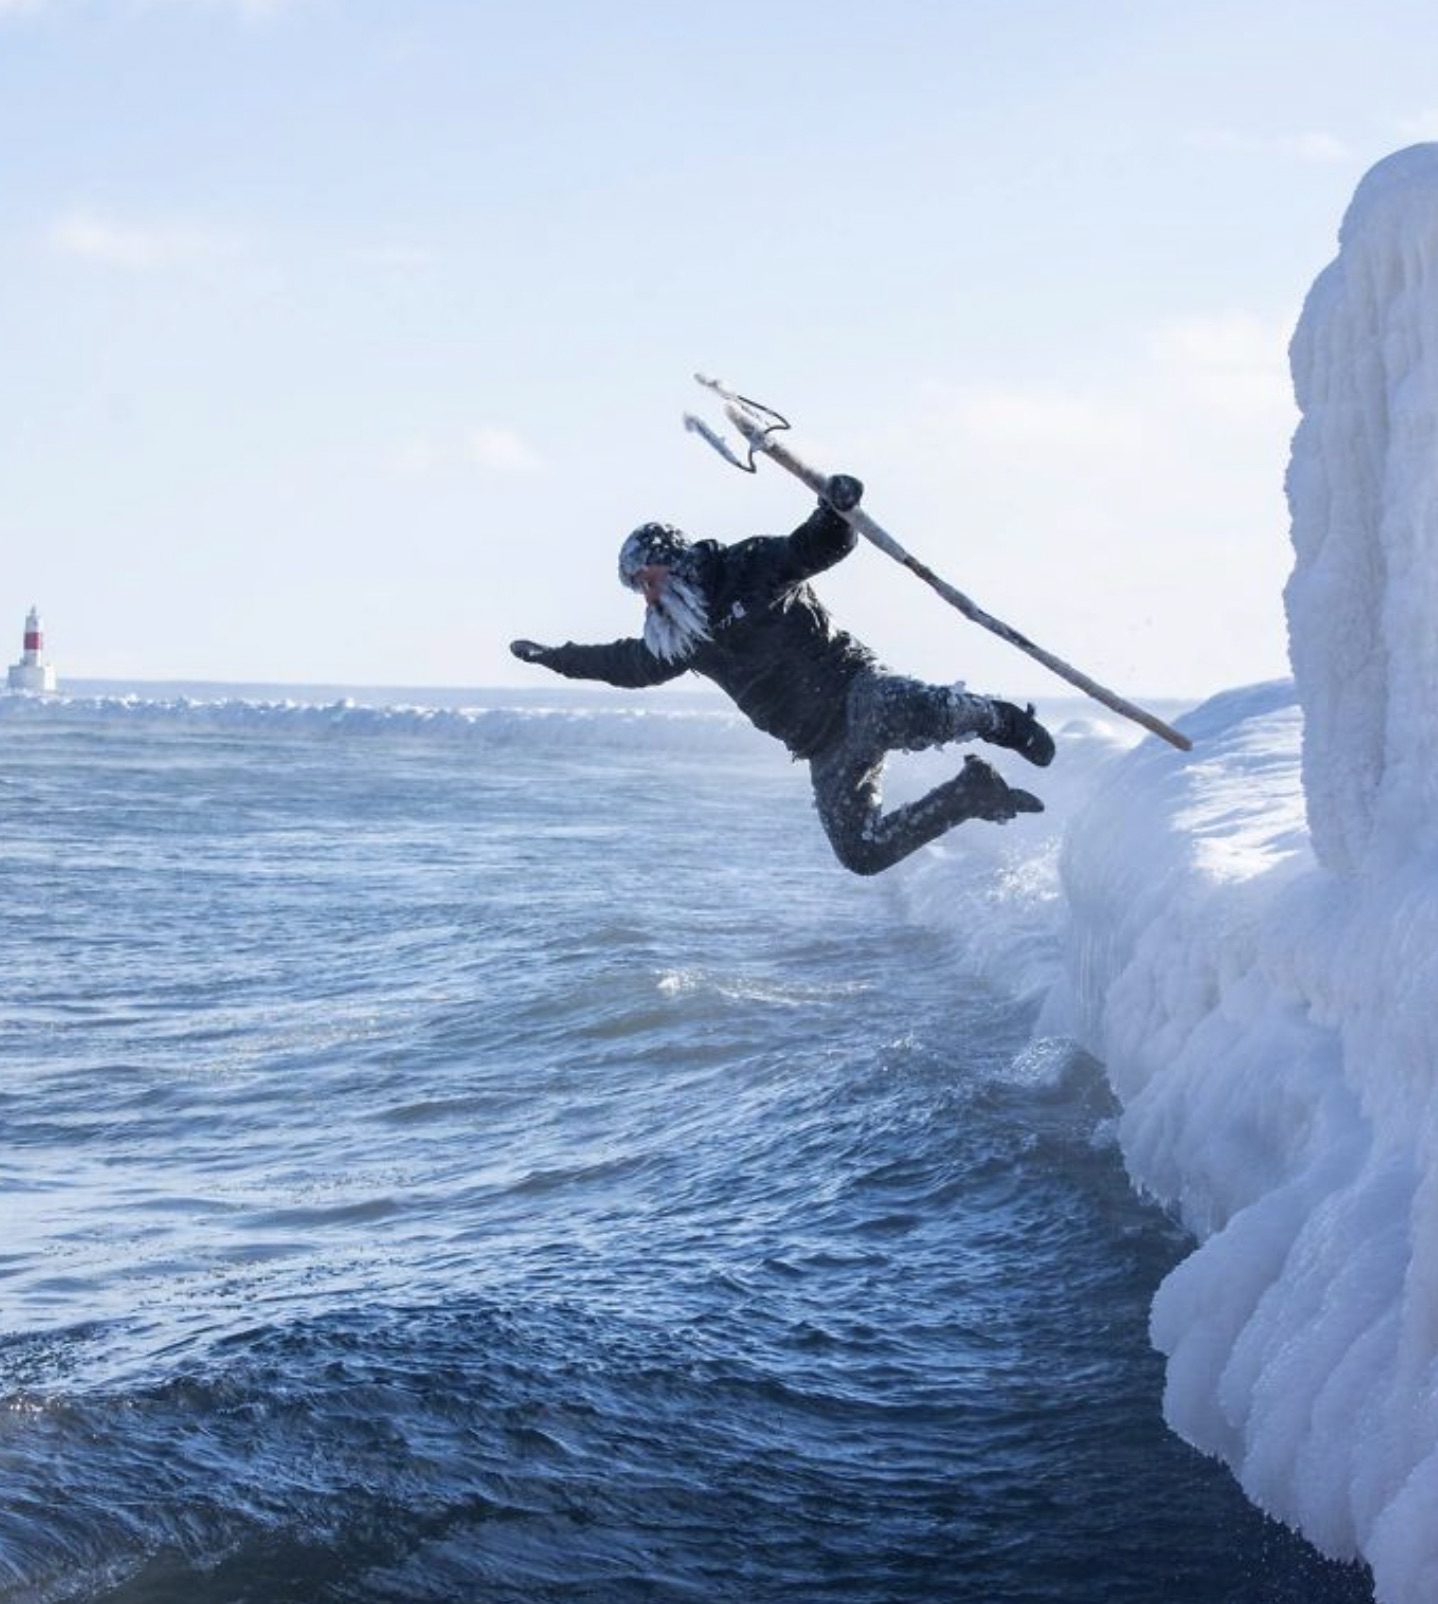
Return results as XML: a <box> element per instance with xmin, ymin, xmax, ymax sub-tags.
<box><xmin>642</xmin><ymin>572</ymin><xmax>712</xmax><ymax>662</ymax></box>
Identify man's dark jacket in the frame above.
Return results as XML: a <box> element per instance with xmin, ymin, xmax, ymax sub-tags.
<box><xmin>535</xmin><ymin>505</ymin><xmax>874</xmax><ymax>759</ymax></box>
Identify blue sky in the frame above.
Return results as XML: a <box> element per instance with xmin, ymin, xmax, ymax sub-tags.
<box><xmin>2</xmin><ymin>0</ymin><xmax>1436</xmax><ymax>699</ymax></box>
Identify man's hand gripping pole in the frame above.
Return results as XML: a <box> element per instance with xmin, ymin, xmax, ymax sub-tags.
<box><xmin>683</xmin><ymin>374</ymin><xmax>1192</xmax><ymax>753</ymax></box>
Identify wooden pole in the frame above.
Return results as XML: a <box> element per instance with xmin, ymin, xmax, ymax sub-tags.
<box><xmin>716</xmin><ymin>396</ymin><xmax>1193</xmax><ymax>754</ymax></box>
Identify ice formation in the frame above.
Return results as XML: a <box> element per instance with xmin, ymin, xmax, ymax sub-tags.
<box><xmin>1044</xmin><ymin>144</ymin><xmax>1438</xmax><ymax>1604</ymax></box>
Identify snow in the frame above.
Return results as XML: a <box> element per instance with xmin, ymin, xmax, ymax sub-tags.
<box><xmin>1037</xmin><ymin>144</ymin><xmax>1438</xmax><ymax>1604</ymax></box>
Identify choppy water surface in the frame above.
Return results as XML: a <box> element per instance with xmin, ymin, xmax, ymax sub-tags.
<box><xmin>0</xmin><ymin>694</ymin><xmax>1373</xmax><ymax>1602</ymax></box>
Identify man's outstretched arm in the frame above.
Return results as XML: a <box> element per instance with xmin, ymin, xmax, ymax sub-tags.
<box><xmin>510</xmin><ymin>637</ymin><xmax>687</xmax><ymax>689</ymax></box>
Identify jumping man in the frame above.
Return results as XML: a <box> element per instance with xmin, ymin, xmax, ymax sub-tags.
<box><xmin>510</xmin><ymin>475</ymin><xmax>1055</xmax><ymax>875</ymax></box>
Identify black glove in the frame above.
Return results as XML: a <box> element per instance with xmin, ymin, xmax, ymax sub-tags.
<box><xmin>510</xmin><ymin>639</ymin><xmax>550</xmax><ymax>664</ymax></box>
<box><xmin>822</xmin><ymin>474</ymin><xmax>863</xmax><ymax>514</ymax></box>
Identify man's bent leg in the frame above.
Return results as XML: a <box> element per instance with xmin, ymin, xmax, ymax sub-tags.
<box><xmin>811</xmin><ymin>749</ymin><xmax>1041</xmax><ymax>877</ymax></box>
<box><xmin>847</xmin><ymin>669</ymin><xmax>1055</xmax><ymax>769</ymax></box>
<box><xmin>846</xmin><ymin>670</ymin><xmax>995</xmax><ymax>756</ymax></box>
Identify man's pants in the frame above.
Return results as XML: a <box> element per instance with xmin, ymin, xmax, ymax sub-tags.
<box><xmin>808</xmin><ymin>669</ymin><xmax>998</xmax><ymax>876</ymax></box>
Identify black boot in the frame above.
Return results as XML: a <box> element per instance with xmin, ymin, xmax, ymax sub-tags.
<box><xmin>950</xmin><ymin>754</ymin><xmax>1044</xmax><ymax>822</ymax></box>
<box><xmin>985</xmin><ymin>701</ymin><xmax>1056</xmax><ymax>767</ymax></box>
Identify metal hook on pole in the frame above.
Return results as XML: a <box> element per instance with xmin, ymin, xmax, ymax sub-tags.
<box><xmin>682</xmin><ymin>373</ymin><xmax>1193</xmax><ymax>753</ymax></box>
<box><xmin>682</xmin><ymin>375</ymin><xmax>792</xmax><ymax>473</ymax></box>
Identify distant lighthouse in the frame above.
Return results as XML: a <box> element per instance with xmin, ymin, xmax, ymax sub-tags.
<box><xmin>7</xmin><ymin>605</ymin><xmax>57</xmax><ymax>693</ymax></box>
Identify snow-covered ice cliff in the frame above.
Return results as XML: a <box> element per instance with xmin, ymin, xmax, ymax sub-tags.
<box><xmin>1043</xmin><ymin>144</ymin><xmax>1438</xmax><ymax>1604</ymax></box>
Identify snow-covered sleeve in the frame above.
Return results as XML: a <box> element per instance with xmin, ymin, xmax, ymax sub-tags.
<box><xmin>534</xmin><ymin>637</ymin><xmax>688</xmax><ymax>689</ymax></box>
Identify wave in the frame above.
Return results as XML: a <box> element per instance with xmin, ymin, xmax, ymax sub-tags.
<box><xmin>3</xmin><ymin>683</ymin><xmax>1182</xmax><ymax>770</ymax></box>
<box><xmin>0</xmin><ymin>683</ymin><xmax>768</xmax><ymax>755</ymax></box>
